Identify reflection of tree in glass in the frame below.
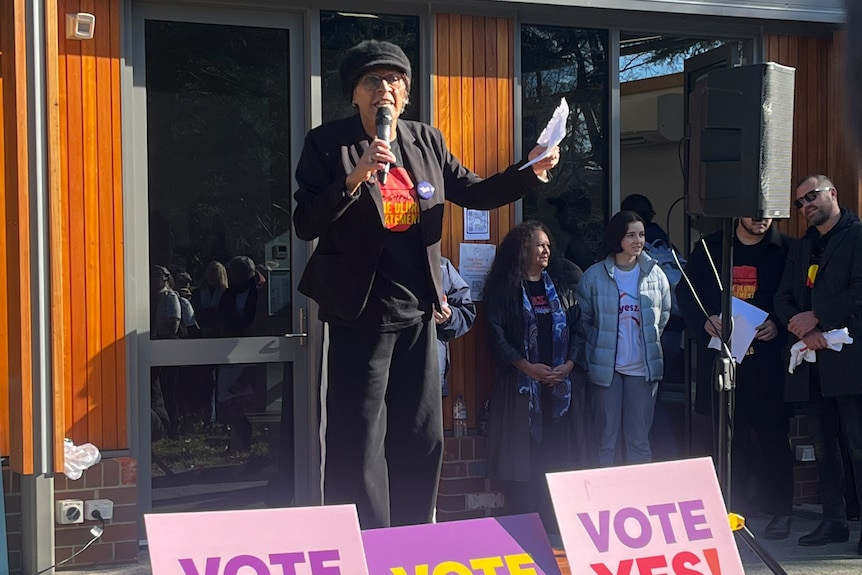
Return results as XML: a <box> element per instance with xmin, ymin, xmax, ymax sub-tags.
<box><xmin>144</xmin><ymin>21</ymin><xmax>291</xmax><ymax>279</ymax></box>
<box><xmin>320</xmin><ymin>11</ymin><xmax>421</xmax><ymax>123</ymax></box>
<box><xmin>619</xmin><ymin>36</ymin><xmax>724</xmax><ymax>82</ymax></box>
<box><xmin>520</xmin><ymin>25</ymin><xmax>609</xmax><ymax>264</ymax></box>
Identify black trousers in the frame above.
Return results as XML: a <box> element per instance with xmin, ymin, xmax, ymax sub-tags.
<box><xmin>809</xmin><ymin>390</ymin><xmax>862</xmax><ymax>522</ymax></box>
<box><xmin>323</xmin><ymin>319</ymin><xmax>443</xmax><ymax>529</ymax></box>
<box><xmin>729</xmin><ymin>402</ymin><xmax>794</xmax><ymax>516</ymax></box>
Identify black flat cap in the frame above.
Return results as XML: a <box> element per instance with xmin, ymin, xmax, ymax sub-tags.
<box><xmin>339</xmin><ymin>40</ymin><xmax>411</xmax><ymax>97</ymax></box>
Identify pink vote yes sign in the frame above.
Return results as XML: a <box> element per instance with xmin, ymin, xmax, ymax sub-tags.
<box><xmin>145</xmin><ymin>504</ymin><xmax>368</xmax><ymax>575</ymax></box>
<box><xmin>547</xmin><ymin>457</ymin><xmax>744</xmax><ymax>575</ymax></box>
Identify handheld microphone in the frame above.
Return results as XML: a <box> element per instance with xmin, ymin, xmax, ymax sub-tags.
<box><xmin>375</xmin><ymin>106</ymin><xmax>393</xmax><ymax>185</ymax></box>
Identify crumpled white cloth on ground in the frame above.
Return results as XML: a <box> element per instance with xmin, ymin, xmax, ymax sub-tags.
<box><xmin>788</xmin><ymin>327</ymin><xmax>854</xmax><ymax>373</ymax></box>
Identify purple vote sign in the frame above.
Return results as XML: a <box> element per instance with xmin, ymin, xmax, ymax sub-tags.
<box><xmin>361</xmin><ymin>514</ymin><xmax>560</xmax><ymax>575</ymax></box>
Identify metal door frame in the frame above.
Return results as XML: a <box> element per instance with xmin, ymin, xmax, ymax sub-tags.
<box><xmin>123</xmin><ymin>0</ymin><xmax>320</xmax><ymax>539</ymax></box>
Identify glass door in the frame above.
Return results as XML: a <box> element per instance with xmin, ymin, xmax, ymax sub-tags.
<box><xmin>130</xmin><ymin>2</ymin><xmax>315</xmax><ymax>517</ymax></box>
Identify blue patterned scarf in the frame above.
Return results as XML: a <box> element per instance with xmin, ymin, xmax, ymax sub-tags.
<box><xmin>517</xmin><ymin>271</ymin><xmax>572</xmax><ymax>442</ymax></box>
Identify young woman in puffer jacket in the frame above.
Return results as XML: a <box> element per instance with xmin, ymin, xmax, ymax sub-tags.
<box><xmin>577</xmin><ymin>210</ymin><xmax>671</xmax><ymax>467</ymax></box>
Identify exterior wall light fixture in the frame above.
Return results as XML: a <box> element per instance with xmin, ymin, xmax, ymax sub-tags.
<box><xmin>65</xmin><ymin>13</ymin><xmax>96</xmax><ymax>40</ymax></box>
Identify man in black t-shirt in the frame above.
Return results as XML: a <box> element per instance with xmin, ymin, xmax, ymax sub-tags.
<box><xmin>677</xmin><ymin>217</ymin><xmax>794</xmax><ymax>539</ymax></box>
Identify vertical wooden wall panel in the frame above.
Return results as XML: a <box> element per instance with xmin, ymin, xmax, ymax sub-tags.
<box><xmin>110</xmin><ymin>0</ymin><xmax>127</xmax><ymax>446</ymax></box>
<box><xmin>57</xmin><ymin>0</ymin><xmax>126</xmax><ymax>449</ymax></box>
<box><xmin>3</xmin><ymin>0</ymin><xmax>35</xmax><ymax>474</ymax></box>
<box><xmin>434</xmin><ymin>14</ymin><xmax>515</xmax><ymax>428</ymax></box>
<box><xmin>63</xmin><ymin>0</ymin><xmax>89</xmax><ymax>442</ymax></box>
<box><xmin>46</xmin><ymin>0</ymin><xmax>69</xmax><ymax>473</ymax></box>
<box><xmin>0</xmin><ymin>0</ymin><xmax>12</xmax><ymax>458</ymax></box>
<box><xmin>766</xmin><ymin>33</ymin><xmax>860</xmax><ymax>239</ymax></box>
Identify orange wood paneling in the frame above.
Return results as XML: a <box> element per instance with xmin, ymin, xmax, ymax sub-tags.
<box><xmin>765</xmin><ymin>33</ymin><xmax>861</xmax><ymax>238</ymax></box>
<box><xmin>2</xmin><ymin>0</ymin><xmax>35</xmax><ymax>474</ymax></box>
<box><xmin>57</xmin><ymin>0</ymin><xmax>127</xmax><ymax>450</ymax></box>
<box><xmin>46</xmin><ymin>0</ymin><xmax>68</xmax><ymax>473</ymax></box>
<box><xmin>434</xmin><ymin>14</ymin><xmax>515</xmax><ymax>429</ymax></box>
<box><xmin>0</xmin><ymin>0</ymin><xmax>12</xmax><ymax>459</ymax></box>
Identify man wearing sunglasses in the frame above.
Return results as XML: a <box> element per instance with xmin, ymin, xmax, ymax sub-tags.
<box><xmin>775</xmin><ymin>175</ymin><xmax>862</xmax><ymax>554</ymax></box>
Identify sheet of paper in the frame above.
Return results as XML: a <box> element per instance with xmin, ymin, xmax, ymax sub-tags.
<box><xmin>463</xmin><ymin>209</ymin><xmax>490</xmax><ymax>240</ymax></box>
<box><xmin>519</xmin><ymin>97</ymin><xmax>569</xmax><ymax>170</ymax></box>
<box><xmin>459</xmin><ymin>243</ymin><xmax>496</xmax><ymax>301</ymax></box>
<box><xmin>707</xmin><ymin>296</ymin><xmax>769</xmax><ymax>363</ymax></box>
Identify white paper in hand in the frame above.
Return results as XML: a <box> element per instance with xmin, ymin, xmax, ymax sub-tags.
<box><xmin>707</xmin><ymin>297</ymin><xmax>769</xmax><ymax>363</ymax></box>
<box><xmin>519</xmin><ymin>97</ymin><xmax>569</xmax><ymax>170</ymax></box>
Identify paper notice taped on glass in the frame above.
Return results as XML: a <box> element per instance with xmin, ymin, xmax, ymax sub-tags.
<box><xmin>519</xmin><ymin>97</ymin><xmax>569</xmax><ymax>171</ymax></box>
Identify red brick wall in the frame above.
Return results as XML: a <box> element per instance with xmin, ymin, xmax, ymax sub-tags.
<box><xmin>436</xmin><ymin>435</ymin><xmax>508</xmax><ymax>522</ymax></box>
<box><xmin>2</xmin><ymin>466</ymin><xmax>22</xmax><ymax>574</ymax></box>
<box><xmin>54</xmin><ymin>457</ymin><xmax>139</xmax><ymax>568</ymax></box>
<box><xmin>789</xmin><ymin>414</ymin><xmax>820</xmax><ymax>505</ymax></box>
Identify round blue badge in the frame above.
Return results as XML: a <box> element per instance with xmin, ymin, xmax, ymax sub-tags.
<box><xmin>417</xmin><ymin>181</ymin><xmax>435</xmax><ymax>200</ymax></box>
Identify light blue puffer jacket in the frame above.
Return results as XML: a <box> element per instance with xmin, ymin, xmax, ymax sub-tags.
<box><xmin>576</xmin><ymin>253</ymin><xmax>671</xmax><ymax>386</ymax></box>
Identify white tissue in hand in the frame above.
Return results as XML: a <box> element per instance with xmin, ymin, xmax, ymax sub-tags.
<box><xmin>787</xmin><ymin>327</ymin><xmax>854</xmax><ymax>373</ymax></box>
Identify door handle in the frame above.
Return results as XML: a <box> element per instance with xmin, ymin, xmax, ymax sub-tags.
<box><xmin>282</xmin><ymin>308</ymin><xmax>308</xmax><ymax>346</ymax></box>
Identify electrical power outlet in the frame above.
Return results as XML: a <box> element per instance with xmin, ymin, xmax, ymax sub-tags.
<box><xmin>56</xmin><ymin>499</ymin><xmax>85</xmax><ymax>524</ymax></box>
<box><xmin>84</xmin><ymin>498</ymin><xmax>114</xmax><ymax>520</ymax></box>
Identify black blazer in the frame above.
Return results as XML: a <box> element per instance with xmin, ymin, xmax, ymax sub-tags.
<box><xmin>293</xmin><ymin>115</ymin><xmax>542</xmax><ymax>321</ymax></box>
<box><xmin>774</xmin><ymin>209</ymin><xmax>862</xmax><ymax>399</ymax></box>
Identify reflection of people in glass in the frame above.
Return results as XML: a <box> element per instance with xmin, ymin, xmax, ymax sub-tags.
<box><xmin>190</xmin><ymin>261</ymin><xmax>227</xmax><ymax>428</ymax></box>
<box><xmin>192</xmin><ymin>260</ymin><xmax>228</xmax><ymax>338</ymax></box>
<box><xmin>218</xmin><ymin>256</ymin><xmax>258</xmax><ymax>337</ymax></box>
<box><xmin>151</xmin><ymin>265</ymin><xmax>181</xmax><ymax>340</ymax></box>
<box><xmin>484</xmin><ymin>221</ymin><xmax>584</xmax><ymax>534</ymax></box>
<box><xmin>620</xmin><ymin>193</ymin><xmax>669</xmax><ymax>245</ymax></box>
<box><xmin>577</xmin><ymin>211</ymin><xmax>671</xmax><ymax>467</ymax></box>
<box><xmin>293</xmin><ymin>39</ymin><xmax>559</xmax><ymax>529</ymax></box>
<box><xmin>547</xmin><ymin>192</ymin><xmax>596</xmax><ymax>272</ymax></box>
<box><xmin>150</xmin><ymin>265</ymin><xmax>182</xmax><ymax>439</ymax></box>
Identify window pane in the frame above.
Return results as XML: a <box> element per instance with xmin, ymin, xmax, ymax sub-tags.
<box><xmin>151</xmin><ymin>362</ymin><xmax>294</xmax><ymax>511</ymax></box>
<box><xmin>320</xmin><ymin>11</ymin><xmax>421</xmax><ymax>123</ymax></box>
<box><xmin>620</xmin><ymin>35</ymin><xmax>724</xmax><ymax>82</ymax></box>
<box><xmin>145</xmin><ymin>21</ymin><xmax>293</xmax><ymax>339</ymax></box>
<box><xmin>521</xmin><ymin>25</ymin><xmax>609</xmax><ymax>273</ymax></box>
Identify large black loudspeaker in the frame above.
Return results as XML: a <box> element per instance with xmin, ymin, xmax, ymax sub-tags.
<box><xmin>687</xmin><ymin>62</ymin><xmax>795</xmax><ymax>218</ymax></box>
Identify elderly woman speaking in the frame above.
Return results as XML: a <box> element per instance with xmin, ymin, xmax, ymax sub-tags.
<box><xmin>293</xmin><ymin>39</ymin><xmax>559</xmax><ymax>528</ymax></box>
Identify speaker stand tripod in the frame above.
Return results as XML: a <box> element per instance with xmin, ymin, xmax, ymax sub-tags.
<box><xmin>713</xmin><ymin>218</ymin><xmax>787</xmax><ymax>575</ymax></box>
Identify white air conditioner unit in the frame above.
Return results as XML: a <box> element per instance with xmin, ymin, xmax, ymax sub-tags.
<box><xmin>621</xmin><ymin>92</ymin><xmax>683</xmax><ymax>145</ymax></box>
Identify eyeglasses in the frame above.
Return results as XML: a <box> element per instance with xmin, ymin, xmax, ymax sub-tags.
<box><xmin>794</xmin><ymin>187</ymin><xmax>831</xmax><ymax>209</ymax></box>
<box><xmin>359</xmin><ymin>73</ymin><xmax>406</xmax><ymax>91</ymax></box>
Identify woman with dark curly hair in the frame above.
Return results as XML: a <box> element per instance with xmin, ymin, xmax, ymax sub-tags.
<box><xmin>485</xmin><ymin>220</ymin><xmax>585</xmax><ymax>534</ymax></box>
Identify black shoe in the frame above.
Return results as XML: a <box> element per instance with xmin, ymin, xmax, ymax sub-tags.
<box><xmin>763</xmin><ymin>515</ymin><xmax>793</xmax><ymax>540</ymax></box>
<box><xmin>797</xmin><ymin>520</ymin><xmax>850</xmax><ymax>546</ymax></box>
<box><xmin>857</xmin><ymin>538</ymin><xmax>862</xmax><ymax>555</ymax></box>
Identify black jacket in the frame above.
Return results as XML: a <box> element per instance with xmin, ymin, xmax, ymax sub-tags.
<box><xmin>293</xmin><ymin>115</ymin><xmax>542</xmax><ymax>322</ymax></box>
<box><xmin>676</xmin><ymin>224</ymin><xmax>792</xmax><ymax>415</ymax></box>
<box><xmin>774</xmin><ymin>208</ymin><xmax>862</xmax><ymax>399</ymax></box>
